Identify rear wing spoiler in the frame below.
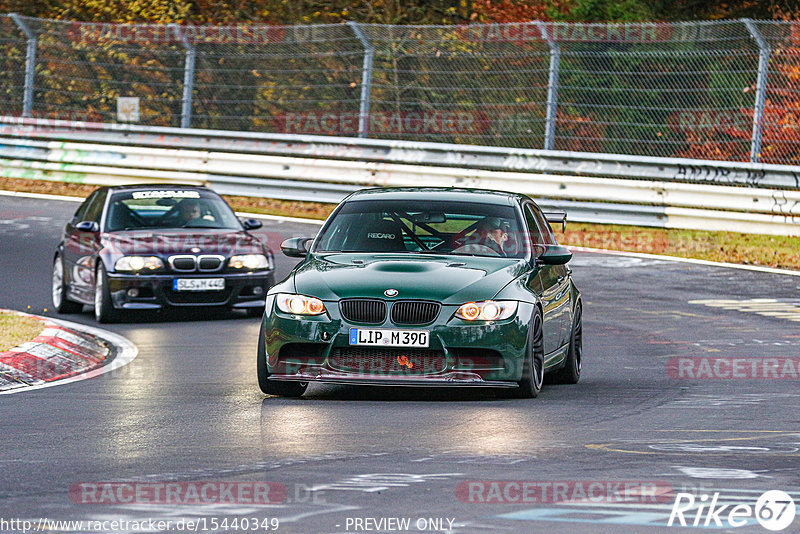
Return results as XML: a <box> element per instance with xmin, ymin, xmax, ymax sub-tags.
<box><xmin>544</xmin><ymin>211</ymin><xmax>567</xmax><ymax>232</ymax></box>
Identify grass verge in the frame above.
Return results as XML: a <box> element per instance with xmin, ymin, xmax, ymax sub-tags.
<box><xmin>0</xmin><ymin>311</ymin><xmax>45</xmax><ymax>352</ymax></box>
<box><xmin>2</xmin><ymin>176</ymin><xmax>799</xmax><ymax>271</ymax></box>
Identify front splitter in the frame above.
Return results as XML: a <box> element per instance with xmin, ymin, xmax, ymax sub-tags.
<box><xmin>268</xmin><ymin>373</ymin><xmax>518</xmax><ymax>388</ymax></box>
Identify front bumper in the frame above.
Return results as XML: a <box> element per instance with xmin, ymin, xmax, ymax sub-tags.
<box><xmin>266</xmin><ymin>374</ymin><xmax>518</xmax><ymax>388</ymax></box>
<box><xmin>107</xmin><ymin>271</ymin><xmax>274</xmax><ymax>310</ymax></box>
<box><xmin>262</xmin><ymin>299</ymin><xmax>534</xmax><ymax>385</ymax></box>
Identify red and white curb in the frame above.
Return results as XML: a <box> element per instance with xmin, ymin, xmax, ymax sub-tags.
<box><xmin>0</xmin><ymin>310</ymin><xmax>137</xmax><ymax>394</ymax></box>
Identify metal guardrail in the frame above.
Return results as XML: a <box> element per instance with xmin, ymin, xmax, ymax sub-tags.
<box><xmin>0</xmin><ymin>117</ymin><xmax>798</xmax><ymax>235</ymax></box>
<box><xmin>2</xmin><ymin>117</ymin><xmax>799</xmax><ymax>190</ymax></box>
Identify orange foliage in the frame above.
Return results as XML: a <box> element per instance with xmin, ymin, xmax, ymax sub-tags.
<box><xmin>471</xmin><ymin>0</ymin><xmax>553</xmax><ymax>22</ymax></box>
<box><xmin>675</xmin><ymin>132</ymin><xmax>746</xmax><ymax>161</ymax></box>
<box><xmin>555</xmin><ymin>110</ymin><xmax>605</xmax><ymax>153</ymax></box>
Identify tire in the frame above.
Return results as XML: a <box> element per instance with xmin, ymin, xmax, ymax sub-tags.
<box><xmin>549</xmin><ymin>301</ymin><xmax>582</xmax><ymax>385</ymax></box>
<box><xmin>52</xmin><ymin>254</ymin><xmax>82</xmax><ymax>314</ymax></box>
<box><xmin>257</xmin><ymin>321</ymin><xmax>307</xmax><ymax>397</ymax></box>
<box><xmin>94</xmin><ymin>263</ymin><xmax>120</xmax><ymax>324</ymax></box>
<box><xmin>503</xmin><ymin>308</ymin><xmax>544</xmax><ymax>399</ymax></box>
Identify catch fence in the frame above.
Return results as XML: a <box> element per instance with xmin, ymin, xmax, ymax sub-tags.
<box><xmin>0</xmin><ymin>16</ymin><xmax>798</xmax><ymax>164</ymax></box>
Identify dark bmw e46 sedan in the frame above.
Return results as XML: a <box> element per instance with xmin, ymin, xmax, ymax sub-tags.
<box><xmin>52</xmin><ymin>184</ymin><xmax>275</xmax><ymax>322</ymax></box>
<box><xmin>258</xmin><ymin>187</ymin><xmax>582</xmax><ymax>398</ymax></box>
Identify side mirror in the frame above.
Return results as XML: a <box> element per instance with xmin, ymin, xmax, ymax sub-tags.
<box><xmin>281</xmin><ymin>237</ymin><xmax>313</xmax><ymax>258</ymax></box>
<box><xmin>75</xmin><ymin>221</ymin><xmax>100</xmax><ymax>233</ymax></box>
<box><xmin>241</xmin><ymin>218</ymin><xmax>263</xmax><ymax>230</ymax></box>
<box><xmin>536</xmin><ymin>244</ymin><xmax>572</xmax><ymax>265</ymax></box>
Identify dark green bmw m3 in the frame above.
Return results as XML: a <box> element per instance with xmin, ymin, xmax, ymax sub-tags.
<box><xmin>257</xmin><ymin>187</ymin><xmax>582</xmax><ymax>398</ymax></box>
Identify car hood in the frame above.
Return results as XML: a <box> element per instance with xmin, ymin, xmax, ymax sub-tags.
<box><xmin>292</xmin><ymin>253</ymin><xmax>528</xmax><ymax>304</ymax></box>
<box><xmin>102</xmin><ymin>230</ymin><xmax>265</xmax><ymax>256</ymax></box>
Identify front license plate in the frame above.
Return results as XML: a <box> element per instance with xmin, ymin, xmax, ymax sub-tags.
<box><xmin>349</xmin><ymin>328</ymin><xmax>429</xmax><ymax>348</ymax></box>
<box><xmin>173</xmin><ymin>278</ymin><xmax>225</xmax><ymax>291</ymax></box>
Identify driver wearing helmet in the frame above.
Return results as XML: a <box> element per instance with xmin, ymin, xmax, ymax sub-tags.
<box><xmin>453</xmin><ymin>216</ymin><xmax>510</xmax><ymax>257</ymax></box>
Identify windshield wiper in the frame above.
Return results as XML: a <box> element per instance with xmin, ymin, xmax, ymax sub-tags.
<box><xmin>181</xmin><ymin>222</ymin><xmax>225</xmax><ymax>229</ymax></box>
<box><xmin>336</xmin><ymin>250</ymin><xmax>411</xmax><ymax>253</ymax></box>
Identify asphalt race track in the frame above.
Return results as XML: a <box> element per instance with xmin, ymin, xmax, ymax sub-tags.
<box><xmin>2</xmin><ymin>195</ymin><xmax>800</xmax><ymax>533</ymax></box>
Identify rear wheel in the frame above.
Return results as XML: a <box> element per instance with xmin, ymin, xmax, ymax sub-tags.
<box><xmin>94</xmin><ymin>263</ymin><xmax>120</xmax><ymax>324</ymax></box>
<box><xmin>257</xmin><ymin>321</ymin><xmax>307</xmax><ymax>397</ymax></box>
<box><xmin>52</xmin><ymin>254</ymin><xmax>81</xmax><ymax>314</ymax></box>
<box><xmin>549</xmin><ymin>301</ymin><xmax>582</xmax><ymax>385</ymax></box>
<box><xmin>504</xmin><ymin>309</ymin><xmax>544</xmax><ymax>398</ymax></box>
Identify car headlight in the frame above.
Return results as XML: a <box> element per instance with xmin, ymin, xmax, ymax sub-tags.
<box><xmin>455</xmin><ymin>300</ymin><xmax>518</xmax><ymax>321</ymax></box>
<box><xmin>229</xmin><ymin>254</ymin><xmax>270</xmax><ymax>270</ymax></box>
<box><xmin>276</xmin><ymin>294</ymin><xmax>326</xmax><ymax>316</ymax></box>
<box><xmin>114</xmin><ymin>256</ymin><xmax>164</xmax><ymax>272</ymax></box>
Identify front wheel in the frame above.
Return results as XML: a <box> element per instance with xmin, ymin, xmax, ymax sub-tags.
<box><xmin>257</xmin><ymin>321</ymin><xmax>307</xmax><ymax>397</ymax></box>
<box><xmin>94</xmin><ymin>263</ymin><xmax>120</xmax><ymax>324</ymax></box>
<box><xmin>52</xmin><ymin>254</ymin><xmax>82</xmax><ymax>314</ymax></box>
<box><xmin>503</xmin><ymin>309</ymin><xmax>544</xmax><ymax>399</ymax></box>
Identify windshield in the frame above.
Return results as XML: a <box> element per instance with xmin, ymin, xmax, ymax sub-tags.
<box><xmin>105</xmin><ymin>189</ymin><xmax>242</xmax><ymax>231</ymax></box>
<box><xmin>314</xmin><ymin>199</ymin><xmax>528</xmax><ymax>259</ymax></box>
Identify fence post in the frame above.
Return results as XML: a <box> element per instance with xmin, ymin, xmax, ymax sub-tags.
<box><xmin>742</xmin><ymin>19</ymin><xmax>770</xmax><ymax>163</ymax></box>
<box><xmin>171</xmin><ymin>24</ymin><xmax>196</xmax><ymax>129</ymax></box>
<box><xmin>535</xmin><ymin>22</ymin><xmax>560</xmax><ymax>151</ymax></box>
<box><xmin>10</xmin><ymin>14</ymin><xmax>36</xmax><ymax>118</ymax></box>
<box><xmin>347</xmin><ymin>21</ymin><xmax>374</xmax><ymax>139</ymax></box>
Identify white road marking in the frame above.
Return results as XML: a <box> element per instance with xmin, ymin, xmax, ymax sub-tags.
<box><xmin>0</xmin><ymin>189</ymin><xmax>83</xmax><ymax>202</ymax></box>
<box><xmin>310</xmin><ymin>472</ymin><xmax>462</xmax><ymax>493</ymax></box>
<box><xmin>569</xmin><ymin>245</ymin><xmax>800</xmax><ymax>277</ymax></box>
<box><xmin>234</xmin><ymin>211</ymin><xmax>325</xmax><ymax>225</ymax></box>
<box><xmin>690</xmin><ymin>298</ymin><xmax>800</xmax><ymax>322</ymax></box>
<box><xmin>673</xmin><ymin>466</ymin><xmax>769</xmax><ymax>479</ymax></box>
<box><xmin>665</xmin><ymin>393</ymin><xmax>800</xmax><ymax>409</ymax></box>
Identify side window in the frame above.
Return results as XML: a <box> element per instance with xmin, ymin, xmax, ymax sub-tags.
<box><xmin>523</xmin><ymin>204</ymin><xmax>546</xmax><ymax>246</ymax></box>
<box><xmin>72</xmin><ymin>192</ymin><xmax>96</xmax><ymax>223</ymax></box>
<box><xmin>83</xmin><ymin>190</ymin><xmax>107</xmax><ymax>223</ymax></box>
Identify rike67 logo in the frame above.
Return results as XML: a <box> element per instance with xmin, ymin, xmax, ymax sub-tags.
<box><xmin>669</xmin><ymin>490</ymin><xmax>796</xmax><ymax>531</ymax></box>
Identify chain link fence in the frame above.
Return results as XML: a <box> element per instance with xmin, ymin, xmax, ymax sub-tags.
<box><xmin>0</xmin><ymin>15</ymin><xmax>798</xmax><ymax>165</ymax></box>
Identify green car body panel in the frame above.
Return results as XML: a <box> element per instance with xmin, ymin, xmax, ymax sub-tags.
<box><xmin>259</xmin><ymin>187</ymin><xmax>581</xmax><ymax>392</ymax></box>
